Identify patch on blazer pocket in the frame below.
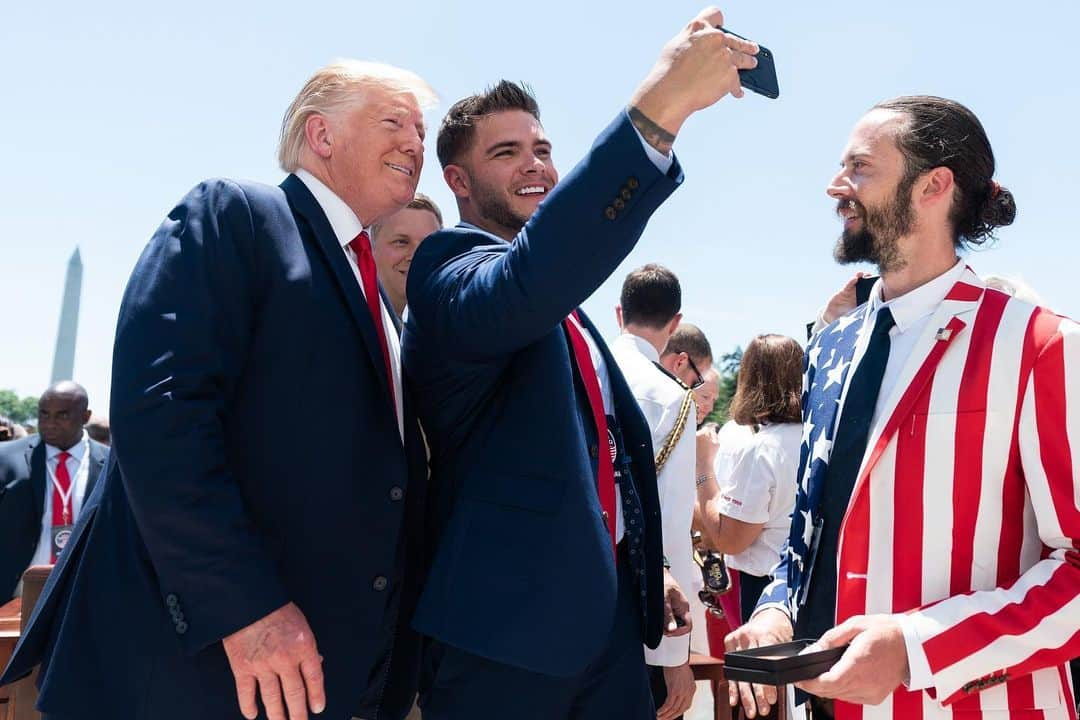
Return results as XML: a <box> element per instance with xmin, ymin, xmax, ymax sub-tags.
<box><xmin>461</xmin><ymin>473</ymin><xmax>565</xmax><ymax>514</ymax></box>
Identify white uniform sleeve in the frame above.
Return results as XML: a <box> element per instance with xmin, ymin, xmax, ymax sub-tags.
<box><xmin>714</xmin><ymin>437</ymin><xmax>773</xmax><ymax>525</ymax></box>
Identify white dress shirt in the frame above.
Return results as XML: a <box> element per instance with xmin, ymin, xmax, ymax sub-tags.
<box><xmin>30</xmin><ymin>431</ymin><xmax>92</xmax><ymax>567</ymax></box>
<box><xmin>296</xmin><ymin>169</ymin><xmax>405</xmax><ymax>441</ymax></box>
<box><xmin>829</xmin><ymin>258</ymin><xmax>967</xmax><ymax>690</ymax></box>
<box><xmin>716</xmin><ymin>422</ymin><xmax>801</xmax><ymax>577</ymax></box>
<box><xmin>610</xmin><ymin>332</ymin><xmax>698</xmax><ymax>666</ymax></box>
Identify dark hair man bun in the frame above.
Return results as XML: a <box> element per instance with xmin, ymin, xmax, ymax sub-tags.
<box><xmin>971</xmin><ymin>182</ymin><xmax>1017</xmax><ymax>243</ymax></box>
<box><xmin>874</xmin><ymin>95</ymin><xmax>1018</xmax><ymax>248</ymax></box>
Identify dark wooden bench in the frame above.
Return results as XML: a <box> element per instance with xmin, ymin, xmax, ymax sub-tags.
<box><xmin>0</xmin><ymin>566</ymin><xmax>51</xmax><ymax>720</ymax></box>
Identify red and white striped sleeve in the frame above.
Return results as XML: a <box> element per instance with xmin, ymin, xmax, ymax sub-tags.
<box><xmin>903</xmin><ymin>310</ymin><xmax>1080</xmax><ymax>705</ymax></box>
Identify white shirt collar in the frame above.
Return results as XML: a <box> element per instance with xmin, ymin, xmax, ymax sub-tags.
<box><xmin>46</xmin><ymin>431</ymin><xmax>88</xmax><ymax>461</ymax></box>
<box><xmin>295</xmin><ymin>169</ymin><xmax>367</xmax><ymax>249</ymax></box>
<box><xmin>868</xmin><ymin>258</ymin><xmax>967</xmax><ymax>333</ymax></box>
<box><xmin>617</xmin><ymin>332</ymin><xmax>662</xmax><ymax>363</ymax></box>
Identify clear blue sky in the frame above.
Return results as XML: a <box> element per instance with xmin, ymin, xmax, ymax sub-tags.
<box><xmin>2</xmin><ymin>0</ymin><xmax>1077</xmax><ymax>412</ymax></box>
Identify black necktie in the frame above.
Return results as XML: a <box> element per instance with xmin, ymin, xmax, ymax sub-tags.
<box><xmin>830</xmin><ymin>306</ymin><xmax>896</xmax><ymax>473</ymax></box>
<box><xmin>798</xmin><ymin>306</ymin><xmax>896</xmax><ymax>641</ymax></box>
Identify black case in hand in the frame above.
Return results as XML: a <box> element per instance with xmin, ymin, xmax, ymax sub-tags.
<box><xmin>723</xmin><ymin>640</ymin><xmax>847</xmax><ymax>685</ymax></box>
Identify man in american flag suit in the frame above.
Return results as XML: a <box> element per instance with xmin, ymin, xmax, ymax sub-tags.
<box><xmin>727</xmin><ymin>96</ymin><xmax>1079</xmax><ymax>720</ymax></box>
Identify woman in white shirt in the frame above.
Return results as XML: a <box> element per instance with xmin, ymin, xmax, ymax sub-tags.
<box><xmin>695</xmin><ymin>334</ymin><xmax>803</xmax><ymax>622</ymax></box>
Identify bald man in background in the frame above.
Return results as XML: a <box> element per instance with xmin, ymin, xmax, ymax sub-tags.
<box><xmin>0</xmin><ymin>382</ymin><xmax>108</xmax><ymax>602</ymax></box>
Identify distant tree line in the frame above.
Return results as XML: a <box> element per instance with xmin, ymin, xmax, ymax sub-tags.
<box><xmin>0</xmin><ymin>389</ymin><xmax>38</xmax><ymax>425</ymax></box>
<box><xmin>704</xmin><ymin>347</ymin><xmax>742</xmax><ymax>426</ymax></box>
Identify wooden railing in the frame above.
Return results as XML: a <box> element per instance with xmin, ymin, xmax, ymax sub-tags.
<box><xmin>0</xmin><ymin>566</ymin><xmax>51</xmax><ymax>720</ymax></box>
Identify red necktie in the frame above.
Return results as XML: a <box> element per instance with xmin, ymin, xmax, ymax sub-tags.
<box><xmin>51</xmin><ymin>450</ymin><xmax>72</xmax><ymax>562</ymax></box>
<box><xmin>349</xmin><ymin>231</ymin><xmax>397</xmax><ymax>415</ymax></box>
<box><xmin>564</xmin><ymin>311</ymin><xmax>617</xmax><ymax>557</ymax></box>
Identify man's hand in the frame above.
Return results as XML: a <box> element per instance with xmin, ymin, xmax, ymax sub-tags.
<box><xmin>663</xmin><ymin>568</ymin><xmax>692</xmax><ymax>637</ymax></box>
<box><xmin>630</xmin><ymin>7</ymin><xmax>760</xmax><ymax>152</ymax></box>
<box><xmin>725</xmin><ymin>607</ymin><xmax>793</xmax><ymax>719</ymax></box>
<box><xmin>821</xmin><ymin>272</ymin><xmax>869</xmax><ymax>325</ymax></box>
<box><xmin>795</xmin><ymin>614</ymin><xmax>910</xmax><ymax>706</ymax></box>
<box><xmin>222</xmin><ymin>602</ymin><xmax>326</xmax><ymax>720</ymax></box>
<box><xmin>657</xmin><ymin>662</ymin><xmax>696</xmax><ymax>720</ymax></box>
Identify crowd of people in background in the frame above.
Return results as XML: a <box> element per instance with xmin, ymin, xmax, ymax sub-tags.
<box><xmin>1</xmin><ymin>8</ymin><xmax>1077</xmax><ymax>720</ymax></box>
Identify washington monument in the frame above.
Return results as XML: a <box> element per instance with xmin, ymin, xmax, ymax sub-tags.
<box><xmin>50</xmin><ymin>247</ymin><xmax>82</xmax><ymax>383</ymax></box>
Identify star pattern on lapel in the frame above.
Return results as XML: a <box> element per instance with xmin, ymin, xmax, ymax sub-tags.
<box><xmin>800</xmin><ymin>508</ymin><xmax>814</xmax><ymax>548</ymax></box>
<box><xmin>783</xmin><ymin>304</ymin><xmax>868</xmax><ymax>612</ymax></box>
<box><xmin>832</xmin><ymin>313</ymin><xmax>859</xmax><ymax>334</ymax></box>
<box><xmin>824</xmin><ymin>358</ymin><xmax>850</xmax><ymax>391</ymax></box>
<box><xmin>801</xmin><ymin>409</ymin><xmax>815</xmax><ymax>448</ymax></box>
<box><xmin>811</xmin><ymin>433</ymin><xmax>832</xmax><ymax>465</ymax></box>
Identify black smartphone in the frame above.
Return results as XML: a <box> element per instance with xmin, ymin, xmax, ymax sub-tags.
<box><xmin>719</xmin><ymin>27</ymin><xmax>779</xmax><ymax>99</ymax></box>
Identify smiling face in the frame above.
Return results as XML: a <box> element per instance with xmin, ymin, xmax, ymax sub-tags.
<box><xmin>318</xmin><ymin>83</ymin><xmax>426</xmax><ymax>225</ymax></box>
<box><xmin>447</xmin><ymin>109</ymin><xmax>558</xmax><ymax>239</ymax></box>
<box><xmin>372</xmin><ymin>206</ymin><xmax>442</xmax><ymax>314</ymax></box>
<box><xmin>828</xmin><ymin>109</ymin><xmax>918</xmax><ymax>273</ymax></box>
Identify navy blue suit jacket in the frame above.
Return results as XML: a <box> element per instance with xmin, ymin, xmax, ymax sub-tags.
<box><xmin>0</xmin><ymin>435</ymin><xmax>108</xmax><ymax>602</ymax></box>
<box><xmin>0</xmin><ymin>175</ymin><xmax>429</xmax><ymax>720</ymax></box>
<box><xmin>402</xmin><ymin>113</ymin><xmax>683</xmax><ymax>677</ymax></box>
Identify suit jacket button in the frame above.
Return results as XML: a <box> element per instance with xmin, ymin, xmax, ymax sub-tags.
<box><xmin>604</xmin><ymin>206</ymin><xmax>617</xmax><ymax>220</ymax></box>
<box><xmin>613</xmin><ymin>198</ymin><xmax>625</xmax><ymax>210</ymax></box>
<box><xmin>389</xmin><ymin>486</ymin><xmax>404</xmax><ymax>501</ymax></box>
<box><xmin>165</xmin><ymin>593</ymin><xmax>179</xmax><ymax>608</ymax></box>
<box><xmin>175</xmin><ymin>621</ymin><xmax>188</xmax><ymax>635</ymax></box>
<box><xmin>627</xmin><ymin>177</ymin><xmax>639</xmax><ymax>189</ymax></box>
<box><xmin>621</xmin><ymin>188</ymin><xmax>632</xmax><ymax>200</ymax></box>
<box><xmin>373</xmin><ymin>576</ymin><xmax>388</xmax><ymax>591</ymax></box>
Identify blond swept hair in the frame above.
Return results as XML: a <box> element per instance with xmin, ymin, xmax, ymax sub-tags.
<box><xmin>277</xmin><ymin>60</ymin><xmax>438</xmax><ymax>172</ymax></box>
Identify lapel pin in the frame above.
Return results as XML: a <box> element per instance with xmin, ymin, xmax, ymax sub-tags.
<box><xmin>935</xmin><ymin>327</ymin><xmax>953</xmax><ymax>342</ymax></box>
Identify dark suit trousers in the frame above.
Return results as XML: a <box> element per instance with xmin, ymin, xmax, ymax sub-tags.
<box><xmin>420</xmin><ymin>544</ymin><xmax>653</xmax><ymax>720</ymax></box>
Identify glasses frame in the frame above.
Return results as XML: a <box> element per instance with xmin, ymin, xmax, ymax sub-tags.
<box><xmin>686</xmin><ymin>354</ymin><xmax>706</xmax><ymax>390</ymax></box>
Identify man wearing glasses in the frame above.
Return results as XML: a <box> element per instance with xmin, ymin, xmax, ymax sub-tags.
<box><xmin>659</xmin><ymin>324</ymin><xmax>714</xmax><ymax>392</ymax></box>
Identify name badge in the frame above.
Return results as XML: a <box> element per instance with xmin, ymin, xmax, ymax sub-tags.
<box><xmin>51</xmin><ymin>524</ymin><xmax>73</xmax><ymax>559</ymax></box>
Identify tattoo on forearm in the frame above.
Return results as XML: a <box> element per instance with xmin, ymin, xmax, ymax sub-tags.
<box><xmin>627</xmin><ymin>106</ymin><xmax>676</xmax><ymax>155</ymax></box>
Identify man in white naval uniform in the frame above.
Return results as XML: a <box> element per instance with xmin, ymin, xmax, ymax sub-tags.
<box><xmin>611</xmin><ymin>264</ymin><xmax>707</xmax><ymax>720</ymax></box>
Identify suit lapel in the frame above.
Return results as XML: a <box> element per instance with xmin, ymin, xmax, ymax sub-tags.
<box><xmin>788</xmin><ymin>305</ymin><xmax>867</xmax><ymax>609</ymax></box>
<box><xmin>576</xmin><ymin>310</ymin><xmax>627</xmax><ymax>418</ymax></box>
<box><xmin>853</xmin><ymin>270</ymin><xmax>984</xmax><ymax>491</ymax></box>
<box><xmin>27</xmin><ymin>438</ymin><xmax>45</xmax><ymax>526</ymax></box>
<box><xmin>575</xmin><ymin>309</ymin><xmax>653</xmax><ymax>474</ymax></box>
<box><xmin>280</xmin><ymin>174</ymin><xmax>396</xmax><ymax>410</ymax></box>
<box><xmin>85</xmin><ymin>441</ymin><xmax>108</xmax><ymax>498</ymax></box>
<box><xmin>835</xmin><ymin>277</ymin><xmax>981</xmax><ymax>619</ymax></box>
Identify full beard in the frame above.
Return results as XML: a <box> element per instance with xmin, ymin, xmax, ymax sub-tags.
<box><xmin>833</xmin><ymin>183</ymin><xmax>914</xmax><ymax>274</ymax></box>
